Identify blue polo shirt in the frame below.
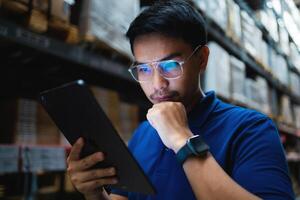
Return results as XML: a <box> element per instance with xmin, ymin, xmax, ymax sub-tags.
<box><xmin>111</xmin><ymin>91</ymin><xmax>294</xmax><ymax>199</ymax></box>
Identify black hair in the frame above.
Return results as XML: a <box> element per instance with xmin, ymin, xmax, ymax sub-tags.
<box><xmin>126</xmin><ymin>0</ymin><xmax>207</xmax><ymax>54</ymax></box>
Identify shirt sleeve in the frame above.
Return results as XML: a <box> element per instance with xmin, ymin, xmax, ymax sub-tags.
<box><xmin>231</xmin><ymin>117</ymin><xmax>295</xmax><ymax>200</ymax></box>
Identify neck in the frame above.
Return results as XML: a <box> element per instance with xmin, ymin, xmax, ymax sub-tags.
<box><xmin>186</xmin><ymin>89</ymin><xmax>205</xmax><ymax>113</ymax></box>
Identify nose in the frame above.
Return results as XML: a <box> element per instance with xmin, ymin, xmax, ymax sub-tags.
<box><xmin>152</xmin><ymin>66</ymin><xmax>169</xmax><ymax>90</ymax></box>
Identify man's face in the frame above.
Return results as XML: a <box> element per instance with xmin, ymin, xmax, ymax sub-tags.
<box><xmin>132</xmin><ymin>33</ymin><xmax>209</xmax><ymax>107</ymax></box>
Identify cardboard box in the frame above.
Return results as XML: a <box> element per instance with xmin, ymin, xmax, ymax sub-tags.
<box><xmin>119</xmin><ymin>102</ymin><xmax>138</xmax><ymax>143</ymax></box>
<box><xmin>79</xmin><ymin>0</ymin><xmax>139</xmax><ymax>58</ymax></box>
<box><xmin>14</xmin><ymin>99</ymin><xmax>37</xmax><ymax>145</ymax></box>
<box><xmin>290</xmin><ymin>42</ymin><xmax>300</xmax><ymax>71</ymax></box>
<box><xmin>229</xmin><ymin>56</ymin><xmax>246</xmax><ymax>103</ymax></box>
<box><xmin>280</xmin><ymin>95</ymin><xmax>293</xmax><ymax>125</ymax></box>
<box><xmin>260</xmin><ymin>40</ymin><xmax>269</xmax><ymax>68</ymax></box>
<box><xmin>245</xmin><ymin>78</ymin><xmax>260</xmax><ymax>110</ymax></box>
<box><xmin>256</xmin><ymin>9</ymin><xmax>279</xmax><ymax>43</ymax></box>
<box><xmin>290</xmin><ymin>72</ymin><xmax>300</xmax><ymax>96</ymax></box>
<box><xmin>205</xmin><ymin>42</ymin><xmax>231</xmax><ymax>99</ymax></box>
<box><xmin>0</xmin><ymin>145</ymin><xmax>19</xmax><ymax>174</ymax></box>
<box><xmin>205</xmin><ymin>0</ymin><xmax>228</xmax><ymax>31</ymax></box>
<box><xmin>256</xmin><ymin>77</ymin><xmax>271</xmax><ymax>115</ymax></box>
<box><xmin>241</xmin><ymin>11</ymin><xmax>263</xmax><ymax>59</ymax></box>
<box><xmin>36</xmin><ymin>103</ymin><xmax>61</xmax><ymax>145</ymax></box>
<box><xmin>294</xmin><ymin>105</ymin><xmax>300</xmax><ymax>129</ymax></box>
<box><xmin>273</xmin><ymin>54</ymin><xmax>289</xmax><ymax>86</ymax></box>
<box><xmin>279</xmin><ymin>23</ymin><xmax>290</xmax><ymax>56</ymax></box>
<box><xmin>21</xmin><ymin>146</ymin><xmax>66</xmax><ymax>173</ymax></box>
<box><xmin>226</xmin><ymin>0</ymin><xmax>242</xmax><ymax>42</ymax></box>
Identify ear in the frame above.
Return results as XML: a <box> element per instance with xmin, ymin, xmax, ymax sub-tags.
<box><xmin>199</xmin><ymin>46</ymin><xmax>210</xmax><ymax>74</ymax></box>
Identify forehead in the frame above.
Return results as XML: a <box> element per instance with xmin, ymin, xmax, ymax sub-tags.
<box><xmin>132</xmin><ymin>33</ymin><xmax>192</xmax><ymax>63</ymax></box>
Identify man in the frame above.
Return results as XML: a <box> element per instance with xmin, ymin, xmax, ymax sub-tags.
<box><xmin>67</xmin><ymin>1</ymin><xmax>295</xmax><ymax>199</ymax></box>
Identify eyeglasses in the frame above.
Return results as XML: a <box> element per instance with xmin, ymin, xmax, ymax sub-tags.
<box><xmin>128</xmin><ymin>45</ymin><xmax>202</xmax><ymax>83</ymax></box>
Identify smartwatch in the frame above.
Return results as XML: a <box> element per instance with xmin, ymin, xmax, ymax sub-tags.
<box><xmin>176</xmin><ymin>135</ymin><xmax>209</xmax><ymax>164</ymax></box>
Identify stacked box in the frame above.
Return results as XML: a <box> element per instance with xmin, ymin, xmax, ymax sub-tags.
<box><xmin>279</xmin><ymin>23</ymin><xmax>290</xmax><ymax>56</ymax></box>
<box><xmin>0</xmin><ymin>145</ymin><xmax>19</xmax><ymax>174</ymax></box>
<box><xmin>90</xmin><ymin>86</ymin><xmax>121</xmax><ymax>135</ymax></box>
<box><xmin>36</xmin><ymin>103</ymin><xmax>61</xmax><ymax>145</ymax></box>
<box><xmin>280</xmin><ymin>95</ymin><xmax>293</xmax><ymax>125</ymax></box>
<box><xmin>226</xmin><ymin>0</ymin><xmax>242</xmax><ymax>42</ymax></box>
<box><xmin>272</xmin><ymin>54</ymin><xmax>289</xmax><ymax>86</ymax></box>
<box><xmin>205</xmin><ymin>42</ymin><xmax>231</xmax><ymax>99</ymax></box>
<box><xmin>290</xmin><ymin>42</ymin><xmax>300</xmax><ymax>71</ymax></box>
<box><xmin>256</xmin><ymin>77</ymin><xmax>271</xmax><ymax>115</ymax></box>
<box><xmin>205</xmin><ymin>0</ymin><xmax>228</xmax><ymax>31</ymax></box>
<box><xmin>119</xmin><ymin>102</ymin><xmax>139</xmax><ymax>143</ymax></box>
<box><xmin>294</xmin><ymin>105</ymin><xmax>300</xmax><ymax>129</ymax></box>
<box><xmin>268</xmin><ymin>46</ymin><xmax>277</xmax><ymax>73</ymax></box>
<box><xmin>192</xmin><ymin>0</ymin><xmax>207</xmax><ymax>12</ymax></box>
<box><xmin>290</xmin><ymin>72</ymin><xmax>300</xmax><ymax>96</ymax></box>
<box><xmin>21</xmin><ymin>146</ymin><xmax>66</xmax><ymax>173</ymax></box>
<box><xmin>245</xmin><ymin>78</ymin><xmax>260</xmax><ymax>110</ymax></box>
<box><xmin>229</xmin><ymin>56</ymin><xmax>246</xmax><ymax>103</ymax></box>
<box><xmin>79</xmin><ymin>0</ymin><xmax>140</xmax><ymax>58</ymax></box>
<box><xmin>260</xmin><ymin>40</ymin><xmax>269</xmax><ymax>68</ymax></box>
<box><xmin>256</xmin><ymin>9</ymin><xmax>279</xmax><ymax>43</ymax></box>
<box><xmin>241</xmin><ymin>11</ymin><xmax>263</xmax><ymax>59</ymax></box>
<box><xmin>15</xmin><ymin>99</ymin><xmax>37</xmax><ymax>145</ymax></box>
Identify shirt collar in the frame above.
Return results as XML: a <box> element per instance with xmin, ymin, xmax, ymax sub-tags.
<box><xmin>187</xmin><ymin>91</ymin><xmax>219</xmax><ymax>128</ymax></box>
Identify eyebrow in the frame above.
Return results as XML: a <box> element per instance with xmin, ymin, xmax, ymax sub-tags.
<box><xmin>133</xmin><ymin>52</ymin><xmax>182</xmax><ymax>65</ymax></box>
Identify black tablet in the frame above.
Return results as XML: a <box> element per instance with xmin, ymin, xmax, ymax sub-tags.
<box><xmin>39</xmin><ymin>80</ymin><xmax>156</xmax><ymax>195</ymax></box>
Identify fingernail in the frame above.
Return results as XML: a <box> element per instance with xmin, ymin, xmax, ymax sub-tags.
<box><xmin>97</xmin><ymin>152</ymin><xmax>104</xmax><ymax>159</ymax></box>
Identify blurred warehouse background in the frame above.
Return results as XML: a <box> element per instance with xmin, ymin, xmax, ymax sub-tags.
<box><xmin>0</xmin><ymin>0</ymin><xmax>300</xmax><ymax>199</ymax></box>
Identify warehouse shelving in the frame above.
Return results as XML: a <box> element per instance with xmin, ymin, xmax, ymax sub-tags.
<box><xmin>1</xmin><ymin>0</ymin><xmax>300</xmax><ymax>198</ymax></box>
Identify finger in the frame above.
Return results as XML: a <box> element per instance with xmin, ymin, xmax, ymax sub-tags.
<box><xmin>68</xmin><ymin>137</ymin><xmax>84</xmax><ymax>161</ymax></box>
<box><xmin>71</xmin><ymin>152</ymin><xmax>104</xmax><ymax>171</ymax></box>
<box><xmin>76</xmin><ymin>178</ymin><xmax>118</xmax><ymax>193</ymax></box>
<box><xmin>74</xmin><ymin>167</ymin><xmax>117</xmax><ymax>183</ymax></box>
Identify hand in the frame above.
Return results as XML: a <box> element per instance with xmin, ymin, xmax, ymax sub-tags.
<box><xmin>67</xmin><ymin>137</ymin><xmax>118</xmax><ymax>198</ymax></box>
<box><xmin>146</xmin><ymin>102</ymin><xmax>193</xmax><ymax>152</ymax></box>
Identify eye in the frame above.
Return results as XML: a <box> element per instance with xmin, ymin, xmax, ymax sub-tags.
<box><xmin>159</xmin><ymin>61</ymin><xmax>180</xmax><ymax>72</ymax></box>
<box><xmin>138</xmin><ymin>64</ymin><xmax>152</xmax><ymax>74</ymax></box>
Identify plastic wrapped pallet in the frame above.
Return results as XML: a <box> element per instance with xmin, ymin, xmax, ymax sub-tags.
<box><xmin>280</xmin><ymin>95</ymin><xmax>293</xmax><ymax>125</ymax></box>
<box><xmin>290</xmin><ymin>72</ymin><xmax>300</xmax><ymax>96</ymax></box>
<box><xmin>229</xmin><ymin>56</ymin><xmax>246</xmax><ymax>103</ymax></box>
<box><xmin>204</xmin><ymin>42</ymin><xmax>231</xmax><ymax>99</ymax></box>
<box><xmin>79</xmin><ymin>0</ymin><xmax>139</xmax><ymax>58</ymax></box>
<box><xmin>226</xmin><ymin>0</ymin><xmax>242</xmax><ymax>42</ymax></box>
<box><xmin>241</xmin><ymin>11</ymin><xmax>262</xmax><ymax>59</ymax></box>
<box><xmin>205</xmin><ymin>0</ymin><xmax>228</xmax><ymax>31</ymax></box>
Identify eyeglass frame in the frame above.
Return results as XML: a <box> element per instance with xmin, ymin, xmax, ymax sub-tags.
<box><xmin>128</xmin><ymin>44</ymin><xmax>203</xmax><ymax>83</ymax></box>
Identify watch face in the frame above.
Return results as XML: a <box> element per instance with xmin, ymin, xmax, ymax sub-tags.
<box><xmin>189</xmin><ymin>135</ymin><xmax>209</xmax><ymax>155</ymax></box>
